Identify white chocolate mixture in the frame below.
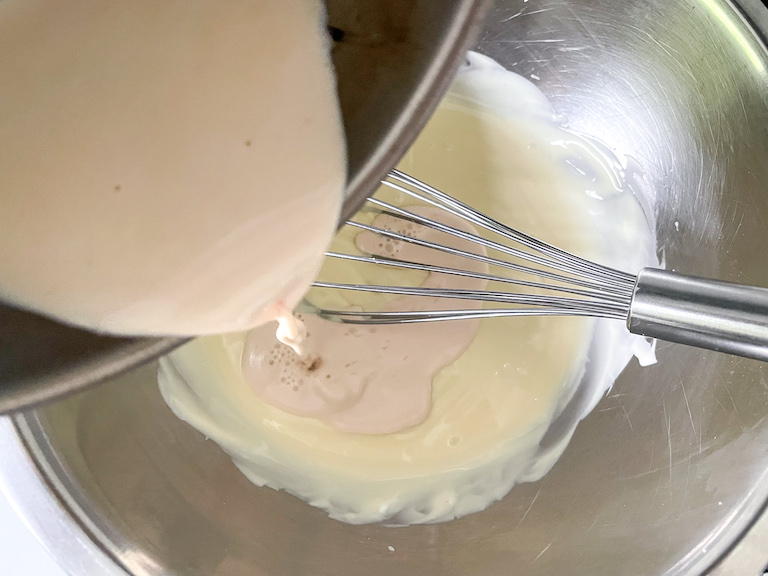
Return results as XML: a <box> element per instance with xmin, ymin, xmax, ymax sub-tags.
<box><xmin>159</xmin><ymin>52</ymin><xmax>658</xmax><ymax>525</ymax></box>
<box><xmin>0</xmin><ymin>0</ymin><xmax>345</xmax><ymax>335</ymax></box>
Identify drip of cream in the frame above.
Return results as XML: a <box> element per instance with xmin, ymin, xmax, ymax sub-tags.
<box><xmin>0</xmin><ymin>0</ymin><xmax>345</xmax><ymax>336</ymax></box>
<box><xmin>275</xmin><ymin>311</ymin><xmax>309</xmax><ymax>358</ymax></box>
<box><xmin>243</xmin><ymin>206</ymin><xmax>488</xmax><ymax>434</ymax></box>
<box><xmin>159</xmin><ymin>51</ymin><xmax>659</xmax><ymax>526</ymax></box>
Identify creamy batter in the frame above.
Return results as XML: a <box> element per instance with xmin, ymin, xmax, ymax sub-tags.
<box><xmin>242</xmin><ymin>206</ymin><xmax>488</xmax><ymax>434</ymax></box>
<box><xmin>159</xmin><ymin>52</ymin><xmax>658</xmax><ymax>525</ymax></box>
<box><xmin>0</xmin><ymin>0</ymin><xmax>345</xmax><ymax>335</ymax></box>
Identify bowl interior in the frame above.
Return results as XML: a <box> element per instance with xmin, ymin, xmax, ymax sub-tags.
<box><xmin>12</xmin><ymin>1</ymin><xmax>768</xmax><ymax>575</ymax></box>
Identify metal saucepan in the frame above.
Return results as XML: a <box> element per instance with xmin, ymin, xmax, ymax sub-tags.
<box><xmin>0</xmin><ymin>0</ymin><xmax>490</xmax><ymax>413</ymax></box>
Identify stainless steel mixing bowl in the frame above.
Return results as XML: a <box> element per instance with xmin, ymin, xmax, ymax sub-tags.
<box><xmin>0</xmin><ymin>0</ymin><xmax>489</xmax><ymax>413</ymax></box>
<box><xmin>3</xmin><ymin>0</ymin><xmax>768</xmax><ymax>574</ymax></box>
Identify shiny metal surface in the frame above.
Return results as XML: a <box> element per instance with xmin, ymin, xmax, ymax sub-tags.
<box><xmin>0</xmin><ymin>0</ymin><xmax>490</xmax><ymax>415</ymax></box>
<box><xmin>3</xmin><ymin>0</ymin><xmax>768</xmax><ymax>575</ymax></box>
<box><xmin>630</xmin><ymin>268</ymin><xmax>768</xmax><ymax>361</ymax></box>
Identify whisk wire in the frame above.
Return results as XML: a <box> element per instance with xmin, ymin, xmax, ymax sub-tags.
<box><xmin>359</xmin><ymin>198</ymin><xmax>634</xmax><ymax>294</ymax></box>
<box><xmin>345</xmin><ymin>218</ymin><xmax>633</xmax><ymax>297</ymax></box>
<box><xmin>309</xmin><ymin>307</ymin><xmax>629</xmax><ymax>323</ymax></box>
<box><xmin>323</xmin><ymin>252</ymin><xmax>631</xmax><ymax>304</ymax></box>
<box><xmin>312</xmin><ymin>281</ymin><xmax>630</xmax><ymax>316</ymax></box>
<box><xmin>385</xmin><ymin>170</ymin><xmax>635</xmax><ymax>285</ymax></box>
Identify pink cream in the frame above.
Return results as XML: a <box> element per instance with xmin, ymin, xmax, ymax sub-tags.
<box><xmin>241</xmin><ymin>206</ymin><xmax>488</xmax><ymax>434</ymax></box>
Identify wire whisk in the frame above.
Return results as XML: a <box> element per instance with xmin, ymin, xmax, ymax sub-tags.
<box><xmin>305</xmin><ymin>170</ymin><xmax>768</xmax><ymax>362</ymax></box>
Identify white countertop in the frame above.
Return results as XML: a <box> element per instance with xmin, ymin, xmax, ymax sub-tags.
<box><xmin>0</xmin><ymin>488</ymin><xmax>67</xmax><ymax>576</ymax></box>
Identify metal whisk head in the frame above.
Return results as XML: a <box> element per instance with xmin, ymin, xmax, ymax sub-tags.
<box><xmin>304</xmin><ymin>170</ymin><xmax>768</xmax><ymax>362</ymax></box>
<box><xmin>307</xmin><ymin>170</ymin><xmax>638</xmax><ymax>324</ymax></box>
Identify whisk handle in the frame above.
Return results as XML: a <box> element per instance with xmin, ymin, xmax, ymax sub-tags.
<box><xmin>628</xmin><ymin>268</ymin><xmax>768</xmax><ymax>362</ymax></box>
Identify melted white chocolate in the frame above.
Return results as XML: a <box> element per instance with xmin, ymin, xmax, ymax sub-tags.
<box><xmin>159</xmin><ymin>52</ymin><xmax>658</xmax><ymax>525</ymax></box>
